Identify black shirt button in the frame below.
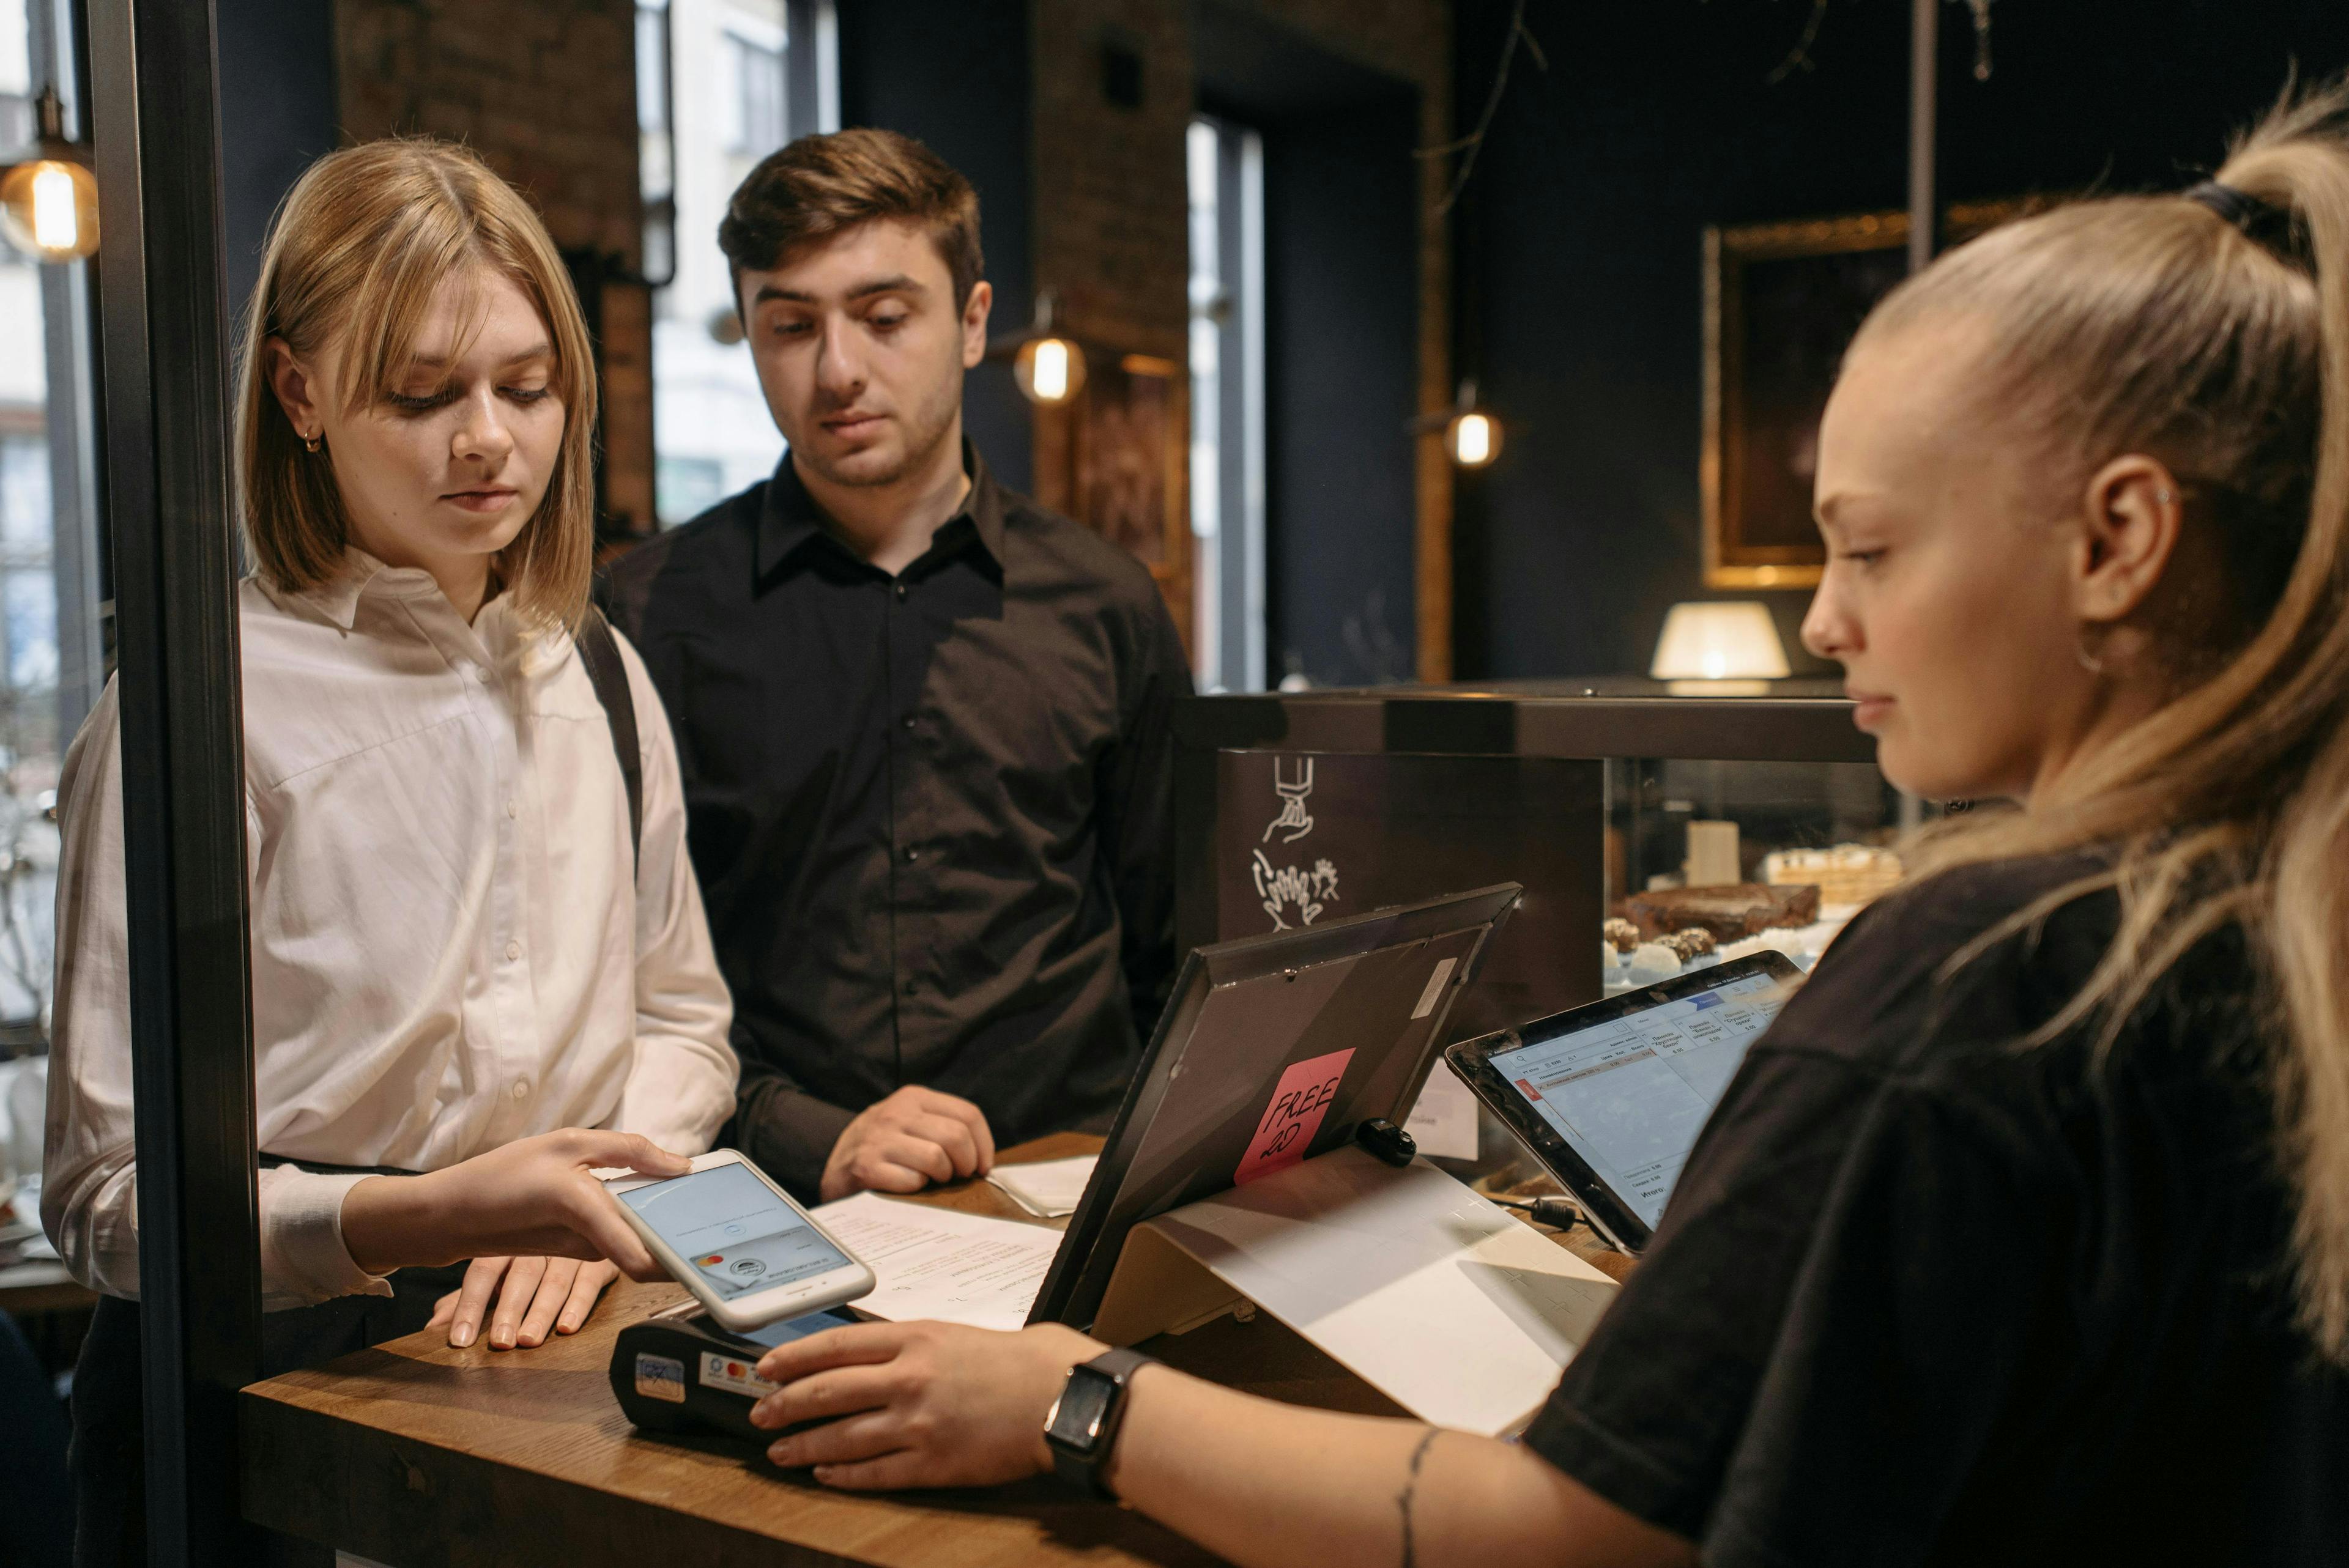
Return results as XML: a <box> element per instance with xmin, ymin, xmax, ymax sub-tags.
<box><xmin>902</xmin><ymin>714</ymin><xmax>916</xmax><ymax>731</ymax></box>
<box><xmin>894</xmin><ymin>582</ymin><xmax>908</xmax><ymax>601</ymax></box>
<box><xmin>904</xmin><ymin>846</ymin><xmax>918</xmax><ymax>862</ymax></box>
<box><xmin>902</xmin><ymin>978</ymin><xmax>917</xmax><ymax>996</ymax></box>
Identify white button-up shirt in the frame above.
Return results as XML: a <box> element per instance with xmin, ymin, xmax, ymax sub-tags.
<box><xmin>44</xmin><ymin>555</ymin><xmax>738</xmax><ymax>1308</ymax></box>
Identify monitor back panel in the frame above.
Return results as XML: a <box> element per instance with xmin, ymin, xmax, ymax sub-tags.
<box><xmin>1036</xmin><ymin>886</ymin><xmax>1513</xmax><ymax>1328</ymax></box>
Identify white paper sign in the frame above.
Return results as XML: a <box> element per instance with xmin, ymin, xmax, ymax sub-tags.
<box><xmin>1403</xmin><ymin>1065</ymin><xmax>1481</xmax><ymax>1160</ymax></box>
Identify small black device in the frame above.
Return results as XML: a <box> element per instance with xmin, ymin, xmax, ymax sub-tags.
<box><xmin>1445</xmin><ymin>952</ymin><xmax>1802</xmax><ymax>1256</ymax></box>
<box><xmin>610</xmin><ymin>1298</ymin><xmax>858</xmax><ymax>1446</ymax></box>
<box><xmin>1044</xmin><ymin>1347</ymin><xmax>1156</xmax><ymax>1498</ymax></box>
<box><xmin>1354</xmin><ymin>1117</ymin><xmax>1417</xmax><ymax>1167</ymax></box>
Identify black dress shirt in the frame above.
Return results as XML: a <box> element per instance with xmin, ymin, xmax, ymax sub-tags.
<box><xmin>607</xmin><ymin>443</ymin><xmax>1191</xmax><ymax>1196</ymax></box>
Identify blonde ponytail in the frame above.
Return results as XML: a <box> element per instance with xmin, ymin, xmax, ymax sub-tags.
<box><xmin>1856</xmin><ymin>80</ymin><xmax>2349</xmax><ymax>1356</ymax></box>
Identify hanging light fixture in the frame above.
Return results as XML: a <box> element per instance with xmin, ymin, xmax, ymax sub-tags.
<box><xmin>1446</xmin><ymin>379</ymin><xmax>1502</xmax><ymax>468</ymax></box>
<box><xmin>992</xmin><ymin>288</ymin><xmax>1088</xmax><ymax>407</ymax></box>
<box><xmin>0</xmin><ymin>86</ymin><xmax>100</xmax><ymax>264</ymax></box>
<box><xmin>1414</xmin><ymin>378</ymin><xmax>1504</xmax><ymax>468</ymax></box>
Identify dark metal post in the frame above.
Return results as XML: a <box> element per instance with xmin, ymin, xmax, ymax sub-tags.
<box><xmin>84</xmin><ymin>1</ymin><xmax>264</xmax><ymax>1562</ymax></box>
<box><xmin>1906</xmin><ymin>0</ymin><xmax>1940</xmax><ymax>274</ymax></box>
<box><xmin>32</xmin><ymin>0</ymin><xmax>111</xmax><ymax>735</ymax></box>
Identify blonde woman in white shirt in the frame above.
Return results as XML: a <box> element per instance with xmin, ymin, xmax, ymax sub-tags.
<box><xmin>45</xmin><ymin>139</ymin><xmax>737</xmax><ymax>1565</ymax></box>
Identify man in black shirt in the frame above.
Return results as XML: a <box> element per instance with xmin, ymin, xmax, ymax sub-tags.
<box><xmin>609</xmin><ymin>129</ymin><xmax>1190</xmax><ymax>1201</ymax></box>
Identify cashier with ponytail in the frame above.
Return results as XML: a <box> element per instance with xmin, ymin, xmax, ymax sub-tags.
<box><xmin>710</xmin><ymin>85</ymin><xmax>2349</xmax><ymax>1567</ymax></box>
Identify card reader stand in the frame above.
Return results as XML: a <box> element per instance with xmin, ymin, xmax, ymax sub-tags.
<box><xmin>610</xmin><ymin>1298</ymin><xmax>858</xmax><ymax>1444</ymax></box>
<box><xmin>1088</xmin><ymin>1145</ymin><xmax>1621</xmax><ymax>1438</ymax></box>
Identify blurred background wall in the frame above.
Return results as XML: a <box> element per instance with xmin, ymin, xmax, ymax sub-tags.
<box><xmin>199</xmin><ymin>0</ymin><xmax>2349</xmax><ymax>686</ymax></box>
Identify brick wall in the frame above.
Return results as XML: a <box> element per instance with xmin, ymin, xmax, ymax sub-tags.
<box><xmin>333</xmin><ymin>0</ymin><xmax>656</xmax><ymax>534</ymax></box>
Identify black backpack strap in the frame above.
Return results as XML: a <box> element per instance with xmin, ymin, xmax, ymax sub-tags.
<box><xmin>575</xmin><ymin>605</ymin><xmax>643</xmax><ymax>879</ymax></box>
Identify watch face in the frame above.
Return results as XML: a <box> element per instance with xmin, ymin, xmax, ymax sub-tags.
<box><xmin>1048</xmin><ymin>1365</ymin><xmax>1117</xmax><ymax>1451</ymax></box>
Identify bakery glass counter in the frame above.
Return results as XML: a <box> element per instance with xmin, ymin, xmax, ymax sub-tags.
<box><xmin>1170</xmin><ymin>679</ymin><xmax>1906</xmax><ymax>1174</ymax></box>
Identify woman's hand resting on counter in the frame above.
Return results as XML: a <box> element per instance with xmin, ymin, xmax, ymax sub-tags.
<box><xmin>339</xmin><ymin>1129</ymin><xmax>691</xmax><ymax>1350</ymax></box>
<box><xmin>429</xmin><ymin>1256</ymin><xmax>620</xmax><ymax>1351</ymax></box>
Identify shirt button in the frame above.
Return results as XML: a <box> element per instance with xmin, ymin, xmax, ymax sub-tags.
<box><xmin>901</xmin><ymin>714</ymin><xmax>916</xmax><ymax>731</ymax></box>
<box><xmin>902</xmin><ymin>846</ymin><xmax>918</xmax><ymax>863</ymax></box>
<box><xmin>902</xmin><ymin>978</ymin><xmax>917</xmax><ymax>996</ymax></box>
<box><xmin>511</xmin><ymin>1079</ymin><xmax>530</xmax><ymax>1101</ymax></box>
<box><xmin>476</xmin><ymin>668</ymin><xmax>493</xmax><ymax>685</ymax></box>
<box><xmin>894</xmin><ymin>582</ymin><xmax>908</xmax><ymax>601</ymax></box>
<box><xmin>505</xmin><ymin>799</ymin><xmax>519</xmax><ymax>819</ymax></box>
<box><xmin>504</xmin><ymin>939</ymin><xmax>522</xmax><ymax>961</ymax></box>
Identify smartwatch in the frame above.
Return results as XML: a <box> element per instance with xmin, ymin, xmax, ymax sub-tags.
<box><xmin>1042</xmin><ymin>1347</ymin><xmax>1155</xmax><ymax>1499</ymax></box>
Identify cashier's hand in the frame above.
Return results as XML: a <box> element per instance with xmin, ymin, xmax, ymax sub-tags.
<box><xmin>430</xmin><ymin>1256</ymin><xmax>620</xmax><ymax>1352</ymax></box>
<box><xmin>819</xmin><ymin>1086</ymin><xmax>996</xmax><ymax>1201</ymax></box>
<box><xmin>749</xmin><ymin>1320</ymin><xmax>1105</xmax><ymax>1488</ymax></box>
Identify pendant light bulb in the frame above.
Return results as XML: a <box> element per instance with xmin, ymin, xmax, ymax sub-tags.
<box><xmin>1445</xmin><ymin>379</ymin><xmax>1501</xmax><ymax>468</ymax></box>
<box><xmin>1449</xmin><ymin>410</ymin><xmax>1497</xmax><ymax>467</ymax></box>
<box><xmin>1017</xmin><ymin>334</ymin><xmax>1086</xmax><ymax>406</ymax></box>
<box><xmin>0</xmin><ymin>89</ymin><xmax>100</xmax><ymax>264</ymax></box>
<box><xmin>1004</xmin><ymin>288</ymin><xmax>1088</xmax><ymax>407</ymax></box>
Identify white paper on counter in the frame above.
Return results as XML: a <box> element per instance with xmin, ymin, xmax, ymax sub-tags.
<box><xmin>985</xmin><ymin>1154</ymin><xmax>1097</xmax><ymax>1218</ymax></box>
<box><xmin>1403</xmin><ymin>1067</ymin><xmax>1481</xmax><ymax>1160</ymax></box>
<box><xmin>1100</xmin><ymin>1148</ymin><xmax>1618</xmax><ymax>1437</ymax></box>
<box><xmin>813</xmin><ymin>1190</ymin><xmax>1058</xmax><ymax>1332</ymax></box>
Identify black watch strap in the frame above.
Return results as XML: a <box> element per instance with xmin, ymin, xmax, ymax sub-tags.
<box><xmin>1044</xmin><ymin>1347</ymin><xmax>1155</xmax><ymax>1500</ymax></box>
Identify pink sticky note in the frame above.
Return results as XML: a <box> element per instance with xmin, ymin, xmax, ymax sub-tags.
<box><xmin>1235</xmin><ymin>1047</ymin><xmax>1356</xmax><ymax>1186</ymax></box>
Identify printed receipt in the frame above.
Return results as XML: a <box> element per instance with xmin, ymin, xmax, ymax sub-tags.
<box><xmin>811</xmin><ymin>1191</ymin><xmax>1059</xmax><ymax>1333</ymax></box>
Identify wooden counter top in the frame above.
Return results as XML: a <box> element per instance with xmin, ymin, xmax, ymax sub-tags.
<box><xmin>241</xmin><ymin>1133</ymin><xmax>1624</xmax><ymax>1567</ymax></box>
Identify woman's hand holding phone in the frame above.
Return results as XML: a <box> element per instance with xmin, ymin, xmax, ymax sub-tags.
<box><xmin>340</xmin><ymin>1128</ymin><xmax>690</xmax><ymax>1287</ymax></box>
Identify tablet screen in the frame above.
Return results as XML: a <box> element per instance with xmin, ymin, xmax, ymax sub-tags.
<box><xmin>1483</xmin><ymin>966</ymin><xmax>1794</xmax><ymax>1230</ymax></box>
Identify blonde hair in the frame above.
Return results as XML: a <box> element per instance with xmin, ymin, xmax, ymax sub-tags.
<box><xmin>234</xmin><ymin>138</ymin><xmax>598</xmax><ymax>627</ymax></box>
<box><xmin>1856</xmin><ymin>82</ymin><xmax>2349</xmax><ymax>1355</ymax></box>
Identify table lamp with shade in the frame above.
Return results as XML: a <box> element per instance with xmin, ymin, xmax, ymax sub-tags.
<box><xmin>1650</xmin><ymin>601</ymin><xmax>1790</xmax><ymax>696</ymax></box>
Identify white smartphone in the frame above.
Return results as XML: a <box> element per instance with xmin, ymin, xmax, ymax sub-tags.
<box><xmin>604</xmin><ymin>1149</ymin><xmax>875</xmax><ymax>1333</ymax></box>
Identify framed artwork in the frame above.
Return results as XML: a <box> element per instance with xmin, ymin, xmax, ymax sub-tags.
<box><xmin>1701</xmin><ymin>200</ymin><xmax>2038</xmax><ymax>589</ymax></box>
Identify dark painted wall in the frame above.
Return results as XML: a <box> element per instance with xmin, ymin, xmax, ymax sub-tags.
<box><xmin>215</xmin><ymin>0</ymin><xmax>338</xmax><ymax>328</ymax></box>
<box><xmin>1198</xmin><ymin>2</ymin><xmax>1422</xmax><ymax>689</ymax></box>
<box><xmin>1452</xmin><ymin>0</ymin><xmax>2349</xmax><ymax>680</ymax></box>
<box><xmin>1261</xmin><ymin>94</ymin><xmax>1420</xmax><ymax>687</ymax></box>
<box><xmin>838</xmin><ymin>0</ymin><xmax>1034</xmax><ymax>494</ymax></box>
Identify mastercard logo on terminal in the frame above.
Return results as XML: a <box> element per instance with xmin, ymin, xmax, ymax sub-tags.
<box><xmin>700</xmin><ymin>1255</ymin><xmax>724</xmax><ymax>1266</ymax></box>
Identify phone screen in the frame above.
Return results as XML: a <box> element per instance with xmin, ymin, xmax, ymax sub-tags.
<box><xmin>618</xmin><ymin>1163</ymin><xmax>853</xmax><ymax>1301</ymax></box>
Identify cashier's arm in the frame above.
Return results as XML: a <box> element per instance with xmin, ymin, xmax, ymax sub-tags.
<box><xmin>749</xmin><ymin>1321</ymin><xmax>1695</xmax><ymax>1568</ymax></box>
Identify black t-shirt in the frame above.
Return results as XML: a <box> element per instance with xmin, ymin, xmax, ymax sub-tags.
<box><xmin>1524</xmin><ymin>854</ymin><xmax>2349</xmax><ymax>1566</ymax></box>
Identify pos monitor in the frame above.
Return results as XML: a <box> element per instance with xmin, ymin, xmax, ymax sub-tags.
<box><xmin>1029</xmin><ymin>882</ymin><xmax>1521</xmax><ymax>1331</ymax></box>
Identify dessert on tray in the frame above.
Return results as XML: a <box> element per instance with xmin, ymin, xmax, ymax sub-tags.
<box><xmin>1619</xmin><ymin>882</ymin><xmax>1820</xmax><ymax>943</ymax></box>
<box><xmin>1762</xmin><ymin>843</ymin><xmax>1904</xmax><ymax>908</ymax></box>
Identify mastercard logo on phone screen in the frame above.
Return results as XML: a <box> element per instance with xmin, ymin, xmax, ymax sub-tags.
<box><xmin>700</xmin><ymin>1255</ymin><xmax>724</xmax><ymax>1267</ymax></box>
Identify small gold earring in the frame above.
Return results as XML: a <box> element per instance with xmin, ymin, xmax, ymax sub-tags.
<box><xmin>303</xmin><ymin>431</ymin><xmax>322</xmax><ymax>454</ymax></box>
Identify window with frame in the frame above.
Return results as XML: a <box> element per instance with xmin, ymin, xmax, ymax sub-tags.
<box><xmin>637</xmin><ymin>0</ymin><xmax>837</xmax><ymax>526</ymax></box>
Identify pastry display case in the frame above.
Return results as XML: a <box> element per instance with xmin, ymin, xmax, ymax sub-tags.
<box><xmin>1170</xmin><ymin>679</ymin><xmax>1904</xmax><ymax>1172</ymax></box>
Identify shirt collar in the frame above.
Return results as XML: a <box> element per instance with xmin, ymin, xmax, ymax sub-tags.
<box><xmin>273</xmin><ymin>550</ymin><xmax>536</xmax><ymax>670</ymax></box>
<box><xmin>754</xmin><ymin>437</ymin><xmax>1008</xmax><ymax>585</ymax></box>
<box><xmin>278</xmin><ymin>549</ymin><xmax>401</xmax><ymax>631</ymax></box>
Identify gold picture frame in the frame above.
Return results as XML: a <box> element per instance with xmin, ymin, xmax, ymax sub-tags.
<box><xmin>1702</xmin><ymin>200</ymin><xmax>2039</xmax><ymax>589</ymax></box>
